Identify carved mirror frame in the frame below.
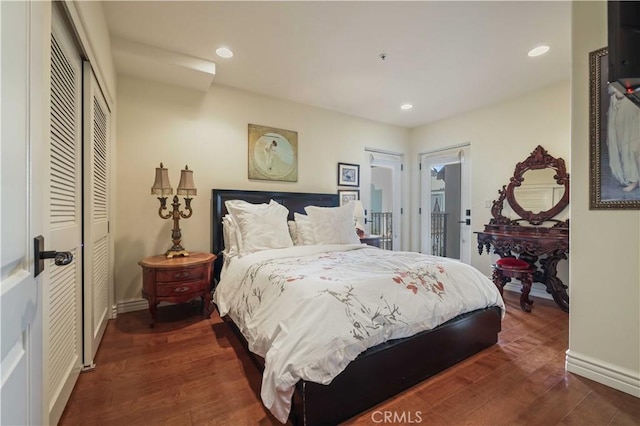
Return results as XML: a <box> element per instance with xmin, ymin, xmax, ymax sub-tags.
<box><xmin>491</xmin><ymin>145</ymin><xmax>570</xmax><ymax>226</ymax></box>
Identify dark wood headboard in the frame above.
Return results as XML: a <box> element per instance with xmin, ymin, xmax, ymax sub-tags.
<box><xmin>211</xmin><ymin>189</ymin><xmax>338</xmax><ymax>278</ymax></box>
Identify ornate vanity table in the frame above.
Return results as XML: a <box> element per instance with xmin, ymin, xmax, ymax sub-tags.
<box><xmin>476</xmin><ymin>146</ymin><xmax>570</xmax><ymax>312</ymax></box>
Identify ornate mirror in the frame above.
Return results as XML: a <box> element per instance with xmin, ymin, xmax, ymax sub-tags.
<box><xmin>491</xmin><ymin>145</ymin><xmax>569</xmax><ymax>226</ymax></box>
<box><xmin>512</xmin><ymin>168</ymin><xmax>566</xmax><ymax>214</ymax></box>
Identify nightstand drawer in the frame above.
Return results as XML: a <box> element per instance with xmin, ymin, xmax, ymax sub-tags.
<box><xmin>156</xmin><ymin>279</ymin><xmax>205</xmax><ymax>297</ymax></box>
<box><xmin>156</xmin><ymin>267</ymin><xmax>204</xmax><ymax>283</ymax></box>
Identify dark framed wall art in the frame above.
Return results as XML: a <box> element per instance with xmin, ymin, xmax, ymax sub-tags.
<box><xmin>337</xmin><ymin>162</ymin><xmax>359</xmax><ymax>187</ymax></box>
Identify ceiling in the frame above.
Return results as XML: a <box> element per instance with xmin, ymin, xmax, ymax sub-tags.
<box><xmin>103</xmin><ymin>1</ymin><xmax>571</xmax><ymax>129</ymax></box>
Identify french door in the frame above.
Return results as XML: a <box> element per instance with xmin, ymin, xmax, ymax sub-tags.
<box><xmin>420</xmin><ymin>145</ymin><xmax>471</xmax><ymax>264</ymax></box>
<box><xmin>361</xmin><ymin>150</ymin><xmax>403</xmax><ymax>250</ymax></box>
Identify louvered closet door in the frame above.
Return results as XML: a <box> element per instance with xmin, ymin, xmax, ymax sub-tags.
<box><xmin>48</xmin><ymin>6</ymin><xmax>83</xmax><ymax>425</ymax></box>
<box><xmin>83</xmin><ymin>63</ymin><xmax>111</xmax><ymax>367</ymax></box>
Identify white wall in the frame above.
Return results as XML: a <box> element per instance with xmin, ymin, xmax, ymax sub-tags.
<box><xmin>567</xmin><ymin>1</ymin><xmax>640</xmax><ymax>397</ymax></box>
<box><xmin>409</xmin><ymin>81</ymin><xmax>571</xmax><ymax>280</ymax></box>
<box><xmin>115</xmin><ymin>77</ymin><xmax>409</xmax><ymax>303</ymax></box>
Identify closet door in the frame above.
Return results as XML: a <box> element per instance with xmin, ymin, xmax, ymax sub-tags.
<box><xmin>48</xmin><ymin>6</ymin><xmax>83</xmax><ymax>424</ymax></box>
<box><xmin>83</xmin><ymin>63</ymin><xmax>111</xmax><ymax>367</ymax></box>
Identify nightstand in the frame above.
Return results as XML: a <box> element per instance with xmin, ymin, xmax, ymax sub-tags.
<box><xmin>138</xmin><ymin>252</ymin><xmax>216</xmax><ymax>327</ymax></box>
<box><xmin>360</xmin><ymin>234</ymin><xmax>381</xmax><ymax>248</ymax></box>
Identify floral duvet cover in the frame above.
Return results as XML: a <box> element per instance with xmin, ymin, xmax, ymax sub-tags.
<box><xmin>213</xmin><ymin>244</ymin><xmax>505</xmax><ymax>423</ymax></box>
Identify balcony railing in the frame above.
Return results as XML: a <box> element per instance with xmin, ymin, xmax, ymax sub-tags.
<box><xmin>431</xmin><ymin>212</ymin><xmax>447</xmax><ymax>256</ymax></box>
<box><xmin>370</xmin><ymin>212</ymin><xmax>393</xmax><ymax>250</ymax></box>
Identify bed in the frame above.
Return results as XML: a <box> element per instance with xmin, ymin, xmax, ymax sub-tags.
<box><xmin>211</xmin><ymin>189</ymin><xmax>504</xmax><ymax>425</ymax></box>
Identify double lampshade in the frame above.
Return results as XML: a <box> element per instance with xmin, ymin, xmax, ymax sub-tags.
<box><xmin>151</xmin><ymin>162</ymin><xmax>197</xmax><ymax>197</ymax></box>
<box><xmin>353</xmin><ymin>200</ymin><xmax>365</xmax><ymax>231</ymax></box>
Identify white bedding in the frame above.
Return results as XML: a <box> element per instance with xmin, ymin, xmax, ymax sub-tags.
<box><xmin>213</xmin><ymin>245</ymin><xmax>505</xmax><ymax>423</ymax></box>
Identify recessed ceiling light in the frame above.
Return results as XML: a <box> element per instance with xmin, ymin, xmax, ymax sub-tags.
<box><xmin>400</xmin><ymin>104</ymin><xmax>413</xmax><ymax>110</ymax></box>
<box><xmin>527</xmin><ymin>45</ymin><xmax>550</xmax><ymax>57</ymax></box>
<box><xmin>216</xmin><ymin>47</ymin><xmax>234</xmax><ymax>59</ymax></box>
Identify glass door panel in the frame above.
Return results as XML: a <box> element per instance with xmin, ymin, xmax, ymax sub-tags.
<box><xmin>420</xmin><ymin>146</ymin><xmax>471</xmax><ymax>263</ymax></box>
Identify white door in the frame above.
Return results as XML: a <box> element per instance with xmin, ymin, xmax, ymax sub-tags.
<box><xmin>47</xmin><ymin>5</ymin><xmax>84</xmax><ymax>424</ymax></box>
<box><xmin>362</xmin><ymin>150</ymin><xmax>403</xmax><ymax>250</ymax></box>
<box><xmin>420</xmin><ymin>145</ymin><xmax>471</xmax><ymax>263</ymax></box>
<box><xmin>83</xmin><ymin>63</ymin><xmax>111</xmax><ymax>368</ymax></box>
<box><xmin>0</xmin><ymin>1</ymin><xmax>48</xmax><ymax>424</ymax></box>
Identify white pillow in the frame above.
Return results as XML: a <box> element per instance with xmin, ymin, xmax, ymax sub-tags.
<box><xmin>287</xmin><ymin>221</ymin><xmax>299</xmax><ymax>245</ymax></box>
<box><xmin>225</xmin><ymin>199</ymin><xmax>293</xmax><ymax>254</ymax></box>
<box><xmin>222</xmin><ymin>215</ymin><xmax>239</xmax><ymax>257</ymax></box>
<box><xmin>304</xmin><ymin>202</ymin><xmax>360</xmax><ymax>245</ymax></box>
<box><xmin>294</xmin><ymin>213</ymin><xmax>316</xmax><ymax>245</ymax></box>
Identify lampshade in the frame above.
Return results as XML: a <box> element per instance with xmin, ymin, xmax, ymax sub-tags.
<box><xmin>353</xmin><ymin>200</ymin><xmax>365</xmax><ymax>230</ymax></box>
<box><xmin>177</xmin><ymin>165</ymin><xmax>197</xmax><ymax>197</ymax></box>
<box><xmin>151</xmin><ymin>162</ymin><xmax>173</xmax><ymax>196</ymax></box>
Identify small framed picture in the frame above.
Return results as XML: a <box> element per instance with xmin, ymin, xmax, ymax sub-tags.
<box><xmin>337</xmin><ymin>162</ymin><xmax>360</xmax><ymax>187</ymax></box>
<box><xmin>338</xmin><ymin>189</ymin><xmax>360</xmax><ymax>206</ymax></box>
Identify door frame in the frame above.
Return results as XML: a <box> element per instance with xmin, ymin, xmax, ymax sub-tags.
<box><xmin>420</xmin><ymin>143</ymin><xmax>471</xmax><ymax>264</ymax></box>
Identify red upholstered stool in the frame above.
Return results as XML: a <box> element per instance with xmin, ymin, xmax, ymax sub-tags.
<box><xmin>493</xmin><ymin>257</ymin><xmax>534</xmax><ymax>312</ymax></box>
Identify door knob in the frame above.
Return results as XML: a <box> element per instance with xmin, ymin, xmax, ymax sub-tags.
<box><xmin>34</xmin><ymin>235</ymin><xmax>74</xmax><ymax>277</ymax></box>
<box><xmin>39</xmin><ymin>250</ymin><xmax>73</xmax><ymax>266</ymax></box>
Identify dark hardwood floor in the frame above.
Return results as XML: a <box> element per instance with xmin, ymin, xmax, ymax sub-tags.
<box><xmin>59</xmin><ymin>291</ymin><xmax>639</xmax><ymax>426</ymax></box>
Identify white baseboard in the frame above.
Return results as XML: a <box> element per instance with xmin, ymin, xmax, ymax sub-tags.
<box><xmin>566</xmin><ymin>350</ymin><xmax>640</xmax><ymax>398</ymax></box>
<box><xmin>116</xmin><ymin>298</ymin><xmax>149</xmax><ymax>314</ymax></box>
<box><xmin>484</xmin><ymin>274</ymin><xmax>553</xmax><ymax>301</ymax></box>
<box><xmin>504</xmin><ymin>281</ymin><xmax>553</xmax><ymax>300</ymax></box>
